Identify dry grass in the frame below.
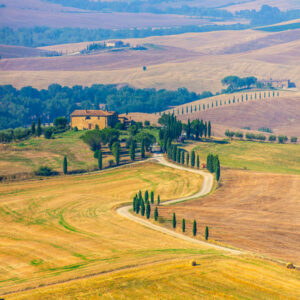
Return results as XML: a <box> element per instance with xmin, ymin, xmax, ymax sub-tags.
<box><xmin>8</xmin><ymin>256</ymin><xmax>300</xmax><ymax>299</ymax></box>
<box><xmin>158</xmin><ymin>169</ymin><xmax>300</xmax><ymax>265</ymax></box>
<box><xmin>0</xmin><ymin>162</ymin><xmax>204</xmax><ymax>295</ymax></box>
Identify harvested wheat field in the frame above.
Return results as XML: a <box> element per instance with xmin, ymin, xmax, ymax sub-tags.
<box><xmin>0</xmin><ymin>162</ymin><xmax>205</xmax><ymax>295</ymax></box>
<box><xmin>158</xmin><ymin>169</ymin><xmax>300</xmax><ymax>265</ymax></box>
<box><xmin>9</xmin><ymin>256</ymin><xmax>300</xmax><ymax>300</ymax></box>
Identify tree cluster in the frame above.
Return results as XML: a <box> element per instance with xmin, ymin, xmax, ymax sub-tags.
<box><xmin>207</xmin><ymin>154</ymin><xmax>220</xmax><ymax>181</ymax></box>
<box><xmin>0</xmin><ymin>84</ymin><xmax>199</xmax><ymax>129</ymax></box>
<box><xmin>133</xmin><ymin>190</ymin><xmax>160</xmax><ymax>220</ymax></box>
<box><xmin>221</xmin><ymin>76</ymin><xmax>257</xmax><ymax>93</ymax></box>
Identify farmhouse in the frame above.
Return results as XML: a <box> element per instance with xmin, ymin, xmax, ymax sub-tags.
<box><xmin>71</xmin><ymin>110</ymin><xmax>118</xmax><ymax>130</ymax></box>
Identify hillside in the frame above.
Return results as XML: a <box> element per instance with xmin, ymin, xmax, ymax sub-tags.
<box><xmin>159</xmin><ymin>168</ymin><xmax>300</xmax><ymax>265</ymax></box>
<box><xmin>1</xmin><ymin>29</ymin><xmax>299</xmax><ymax>93</ymax></box>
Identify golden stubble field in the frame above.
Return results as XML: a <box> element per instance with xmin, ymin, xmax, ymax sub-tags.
<box><xmin>0</xmin><ymin>162</ymin><xmax>205</xmax><ymax>295</ymax></box>
<box><xmin>1</xmin><ymin>162</ymin><xmax>300</xmax><ymax>299</ymax></box>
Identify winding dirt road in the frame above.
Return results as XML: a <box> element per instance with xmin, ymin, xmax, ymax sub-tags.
<box><xmin>117</xmin><ymin>154</ymin><xmax>242</xmax><ymax>255</ymax></box>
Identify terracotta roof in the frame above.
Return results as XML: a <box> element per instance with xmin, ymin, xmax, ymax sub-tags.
<box><xmin>71</xmin><ymin>110</ymin><xmax>116</xmax><ymax>117</ymax></box>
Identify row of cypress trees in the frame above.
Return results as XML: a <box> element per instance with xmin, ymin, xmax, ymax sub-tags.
<box><xmin>172</xmin><ymin>213</ymin><xmax>209</xmax><ymax>239</ymax></box>
<box><xmin>167</xmin><ymin>145</ymin><xmax>201</xmax><ymax>169</ymax></box>
<box><xmin>206</xmin><ymin>154</ymin><xmax>221</xmax><ymax>181</ymax></box>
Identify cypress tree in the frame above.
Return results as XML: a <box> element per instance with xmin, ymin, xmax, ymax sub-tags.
<box><xmin>191</xmin><ymin>151</ymin><xmax>195</xmax><ymax>167</ymax></box>
<box><xmin>37</xmin><ymin>117</ymin><xmax>42</xmax><ymax>137</ymax></box>
<box><xmin>186</xmin><ymin>152</ymin><xmax>189</xmax><ymax>166</ymax></box>
<box><xmin>141</xmin><ymin>199</ymin><xmax>145</xmax><ymax>216</ymax></box>
<box><xmin>204</xmin><ymin>122</ymin><xmax>207</xmax><ymax>138</ymax></box>
<box><xmin>138</xmin><ymin>190</ymin><xmax>142</xmax><ymax>200</ymax></box>
<box><xmin>98</xmin><ymin>150</ymin><xmax>103</xmax><ymax>170</ymax></box>
<box><xmin>141</xmin><ymin>139</ymin><xmax>145</xmax><ymax>159</ymax></box>
<box><xmin>176</xmin><ymin>148</ymin><xmax>181</xmax><ymax>163</ymax></box>
<box><xmin>193</xmin><ymin>220</ymin><xmax>197</xmax><ymax>236</ymax></box>
<box><xmin>31</xmin><ymin>121</ymin><xmax>36</xmax><ymax>135</ymax></box>
<box><xmin>157</xmin><ymin>195</ymin><xmax>160</xmax><ymax>205</ymax></box>
<box><xmin>154</xmin><ymin>207</ymin><xmax>158</xmax><ymax>221</ymax></box>
<box><xmin>181</xmin><ymin>151</ymin><xmax>185</xmax><ymax>164</ymax></box>
<box><xmin>172</xmin><ymin>213</ymin><xmax>176</xmax><ymax>229</ymax></box>
<box><xmin>145</xmin><ymin>190</ymin><xmax>149</xmax><ymax>202</ymax></box>
<box><xmin>130</xmin><ymin>141</ymin><xmax>136</xmax><ymax>161</ymax></box>
<box><xmin>133</xmin><ymin>196</ymin><xmax>137</xmax><ymax>212</ymax></box>
<box><xmin>172</xmin><ymin>146</ymin><xmax>177</xmax><ymax>161</ymax></box>
<box><xmin>205</xmin><ymin>226</ymin><xmax>209</xmax><ymax>240</ymax></box>
<box><xmin>63</xmin><ymin>156</ymin><xmax>68</xmax><ymax>174</ymax></box>
<box><xmin>136</xmin><ymin>197</ymin><xmax>140</xmax><ymax>214</ymax></box>
<box><xmin>215</xmin><ymin>161</ymin><xmax>220</xmax><ymax>181</ymax></box>
<box><xmin>197</xmin><ymin>155</ymin><xmax>200</xmax><ymax>169</ymax></box>
<box><xmin>112</xmin><ymin>142</ymin><xmax>120</xmax><ymax>165</ymax></box>
<box><xmin>182</xmin><ymin>218</ymin><xmax>185</xmax><ymax>233</ymax></box>
<box><xmin>146</xmin><ymin>202</ymin><xmax>151</xmax><ymax>219</ymax></box>
<box><xmin>208</xmin><ymin>121</ymin><xmax>211</xmax><ymax>138</ymax></box>
<box><xmin>150</xmin><ymin>191</ymin><xmax>154</xmax><ymax>204</ymax></box>
<box><xmin>187</xmin><ymin>119</ymin><xmax>191</xmax><ymax>139</ymax></box>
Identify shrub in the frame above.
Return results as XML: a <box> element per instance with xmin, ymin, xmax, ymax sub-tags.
<box><xmin>54</xmin><ymin>116</ymin><xmax>68</xmax><ymax>129</ymax></box>
<box><xmin>258</xmin><ymin>127</ymin><xmax>273</xmax><ymax>133</ymax></box>
<box><xmin>269</xmin><ymin>135</ymin><xmax>276</xmax><ymax>142</ymax></box>
<box><xmin>73</xmin><ymin>126</ymin><xmax>78</xmax><ymax>132</ymax></box>
<box><xmin>13</xmin><ymin>127</ymin><xmax>31</xmax><ymax>140</ymax></box>
<box><xmin>235</xmin><ymin>132</ymin><xmax>243</xmax><ymax>138</ymax></box>
<box><xmin>35</xmin><ymin>166</ymin><xmax>56</xmax><ymax>176</ymax></box>
<box><xmin>44</xmin><ymin>127</ymin><xmax>54</xmax><ymax>139</ymax></box>
<box><xmin>291</xmin><ymin>136</ymin><xmax>298</xmax><ymax>143</ymax></box>
<box><xmin>278</xmin><ymin>135</ymin><xmax>288</xmax><ymax>144</ymax></box>
<box><xmin>225</xmin><ymin>130</ymin><xmax>235</xmax><ymax>138</ymax></box>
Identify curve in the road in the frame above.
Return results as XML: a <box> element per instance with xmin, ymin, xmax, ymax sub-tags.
<box><xmin>117</xmin><ymin>154</ymin><xmax>242</xmax><ymax>255</ymax></box>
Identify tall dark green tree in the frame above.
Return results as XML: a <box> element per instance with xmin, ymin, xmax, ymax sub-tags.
<box><xmin>63</xmin><ymin>156</ymin><xmax>68</xmax><ymax>174</ymax></box>
<box><xmin>181</xmin><ymin>151</ymin><xmax>185</xmax><ymax>165</ymax></box>
<box><xmin>154</xmin><ymin>207</ymin><xmax>158</xmax><ymax>221</ymax></box>
<box><xmin>191</xmin><ymin>151</ymin><xmax>195</xmax><ymax>167</ymax></box>
<box><xmin>150</xmin><ymin>191</ymin><xmax>154</xmax><ymax>204</ymax></box>
<box><xmin>186</xmin><ymin>119</ymin><xmax>191</xmax><ymax>139</ymax></box>
<box><xmin>208</xmin><ymin>121</ymin><xmax>211</xmax><ymax>138</ymax></box>
<box><xmin>98</xmin><ymin>150</ymin><xmax>103</xmax><ymax>170</ymax></box>
<box><xmin>196</xmin><ymin>155</ymin><xmax>200</xmax><ymax>169</ymax></box>
<box><xmin>136</xmin><ymin>197</ymin><xmax>140</xmax><ymax>214</ymax></box>
<box><xmin>141</xmin><ymin>199</ymin><xmax>145</xmax><ymax>216</ymax></box>
<box><xmin>186</xmin><ymin>152</ymin><xmax>189</xmax><ymax>166</ymax></box>
<box><xmin>172</xmin><ymin>213</ymin><xmax>176</xmax><ymax>229</ymax></box>
<box><xmin>176</xmin><ymin>148</ymin><xmax>181</xmax><ymax>163</ymax></box>
<box><xmin>141</xmin><ymin>139</ymin><xmax>145</xmax><ymax>159</ymax></box>
<box><xmin>145</xmin><ymin>190</ymin><xmax>149</xmax><ymax>202</ymax></box>
<box><xmin>193</xmin><ymin>220</ymin><xmax>197</xmax><ymax>236</ymax></box>
<box><xmin>130</xmin><ymin>140</ymin><xmax>136</xmax><ymax>161</ymax></box>
<box><xmin>172</xmin><ymin>145</ymin><xmax>177</xmax><ymax>161</ymax></box>
<box><xmin>215</xmin><ymin>162</ymin><xmax>220</xmax><ymax>181</ymax></box>
<box><xmin>204</xmin><ymin>121</ymin><xmax>208</xmax><ymax>138</ymax></box>
<box><xmin>37</xmin><ymin>117</ymin><xmax>42</xmax><ymax>137</ymax></box>
<box><xmin>157</xmin><ymin>195</ymin><xmax>160</xmax><ymax>205</ymax></box>
<box><xmin>31</xmin><ymin>121</ymin><xmax>36</xmax><ymax>135</ymax></box>
<box><xmin>205</xmin><ymin>226</ymin><xmax>209</xmax><ymax>240</ymax></box>
<box><xmin>146</xmin><ymin>202</ymin><xmax>151</xmax><ymax>219</ymax></box>
<box><xmin>112</xmin><ymin>141</ymin><xmax>120</xmax><ymax>165</ymax></box>
<box><xmin>182</xmin><ymin>218</ymin><xmax>185</xmax><ymax>233</ymax></box>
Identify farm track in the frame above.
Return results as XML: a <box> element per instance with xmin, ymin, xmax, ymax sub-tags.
<box><xmin>117</xmin><ymin>154</ymin><xmax>242</xmax><ymax>255</ymax></box>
